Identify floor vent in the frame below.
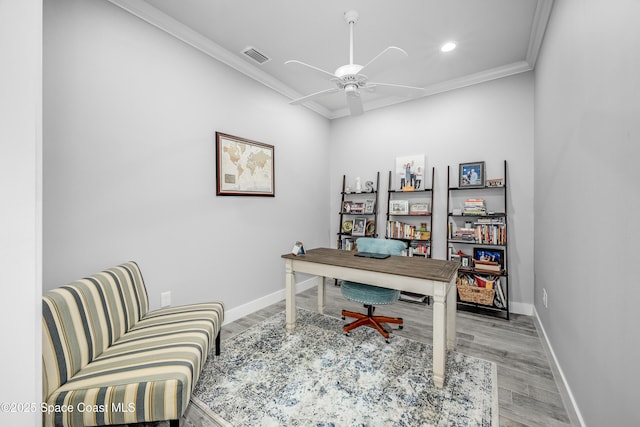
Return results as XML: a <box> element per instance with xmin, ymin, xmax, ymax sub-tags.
<box><xmin>242</xmin><ymin>46</ymin><xmax>270</xmax><ymax>64</ymax></box>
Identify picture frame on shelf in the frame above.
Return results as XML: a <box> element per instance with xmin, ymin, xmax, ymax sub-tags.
<box><xmin>352</xmin><ymin>217</ymin><xmax>367</xmax><ymax>236</ymax></box>
<box><xmin>342</xmin><ymin>201</ymin><xmax>352</xmax><ymax>213</ymax></box>
<box><xmin>364</xmin><ymin>199</ymin><xmax>375</xmax><ymax>214</ymax></box>
<box><xmin>473</xmin><ymin>248</ymin><xmax>504</xmax><ymax>267</ymax></box>
<box><xmin>459</xmin><ymin>161</ymin><xmax>485</xmax><ymax>188</ymax></box>
<box><xmin>389</xmin><ymin>200</ymin><xmax>409</xmax><ymax>215</ymax></box>
<box><xmin>215</xmin><ymin>132</ymin><xmax>274</xmax><ymax>196</ymax></box>
<box><xmin>409</xmin><ymin>202</ymin><xmax>430</xmax><ymax>215</ymax></box>
<box><xmin>461</xmin><ymin>255</ymin><xmax>472</xmax><ymax>268</ymax></box>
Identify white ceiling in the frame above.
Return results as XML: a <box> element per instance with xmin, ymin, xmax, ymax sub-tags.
<box><xmin>108</xmin><ymin>0</ymin><xmax>553</xmax><ymax>119</ymax></box>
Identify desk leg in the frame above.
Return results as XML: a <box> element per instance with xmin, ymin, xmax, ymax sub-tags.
<box><xmin>317</xmin><ymin>276</ymin><xmax>325</xmax><ymax>314</ymax></box>
<box><xmin>446</xmin><ymin>277</ymin><xmax>457</xmax><ymax>351</ymax></box>
<box><xmin>285</xmin><ymin>260</ymin><xmax>296</xmax><ymax>333</ymax></box>
<box><xmin>432</xmin><ymin>282</ymin><xmax>447</xmax><ymax>388</ymax></box>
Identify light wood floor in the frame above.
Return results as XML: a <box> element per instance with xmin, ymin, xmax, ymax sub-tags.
<box><xmin>185</xmin><ymin>281</ymin><xmax>580</xmax><ymax>427</ymax></box>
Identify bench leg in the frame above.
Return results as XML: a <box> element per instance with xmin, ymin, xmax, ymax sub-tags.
<box><xmin>215</xmin><ymin>331</ymin><xmax>221</xmax><ymax>356</ymax></box>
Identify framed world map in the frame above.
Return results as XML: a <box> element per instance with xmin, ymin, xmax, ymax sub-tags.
<box><xmin>215</xmin><ymin>132</ymin><xmax>275</xmax><ymax>196</ymax></box>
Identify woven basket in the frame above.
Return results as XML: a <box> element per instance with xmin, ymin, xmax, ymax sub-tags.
<box><xmin>457</xmin><ymin>283</ymin><xmax>495</xmax><ymax>306</ymax></box>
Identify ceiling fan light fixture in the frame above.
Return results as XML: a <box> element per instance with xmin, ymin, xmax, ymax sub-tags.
<box><xmin>344</xmin><ymin>84</ymin><xmax>358</xmax><ymax>95</ymax></box>
<box><xmin>441</xmin><ymin>42</ymin><xmax>457</xmax><ymax>53</ymax></box>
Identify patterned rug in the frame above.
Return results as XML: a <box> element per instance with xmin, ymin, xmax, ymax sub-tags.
<box><xmin>192</xmin><ymin>309</ymin><xmax>498</xmax><ymax>426</ymax></box>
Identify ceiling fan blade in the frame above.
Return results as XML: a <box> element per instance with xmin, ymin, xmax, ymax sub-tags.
<box><xmin>285</xmin><ymin>60</ymin><xmax>336</xmax><ymax>80</ymax></box>
<box><xmin>290</xmin><ymin>87</ymin><xmax>340</xmax><ymax>105</ymax></box>
<box><xmin>346</xmin><ymin>92</ymin><xmax>364</xmax><ymax>116</ymax></box>
<box><xmin>359</xmin><ymin>46</ymin><xmax>408</xmax><ymax>79</ymax></box>
<box><xmin>366</xmin><ymin>82</ymin><xmax>426</xmax><ymax>98</ymax></box>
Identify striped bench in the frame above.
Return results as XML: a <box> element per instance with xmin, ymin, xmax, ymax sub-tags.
<box><xmin>42</xmin><ymin>262</ymin><xmax>224</xmax><ymax>427</ymax></box>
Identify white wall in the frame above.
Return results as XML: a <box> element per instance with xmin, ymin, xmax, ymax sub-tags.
<box><xmin>0</xmin><ymin>0</ymin><xmax>43</xmax><ymax>425</ymax></box>
<box><xmin>534</xmin><ymin>0</ymin><xmax>640</xmax><ymax>425</ymax></box>
<box><xmin>329</xmin><ymin>73</ymin><xmax>535</xmax><ymax>313</ymax></box>
<box><xmin>43</xmin><ymin>0</ymin><xmax>331</xmax><ymax>315</ymax></box>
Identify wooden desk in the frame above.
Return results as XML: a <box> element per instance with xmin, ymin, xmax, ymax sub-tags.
<box><xmin>281</xmin><ymin>248</ymin><xmax>459</xmax><ymax>388</ymax></box>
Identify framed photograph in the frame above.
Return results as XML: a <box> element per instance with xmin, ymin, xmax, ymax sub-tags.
<box><xmin>215</xmin><ymin>132</ymin><xmax>275</xmax><ymax>196</ymax></box>
<box><xmin>352</xmin><ymin>217</ymin><xmax>367</xmax><ymax>236</ymax></box>
<box><xmin>342</xmin><ymin>201</ymin><xmax>352</xmax><ymax>213</ymax></box>
<box><xmin>364</xmin><ymin>199</ymin><xmax>375</xmax><ymax>214</ymax></box>
<box><xmin>473</xmin><ymin>248</ymin><xmax>504</xmax><ymax>267</ymax></box>
<box><xmin>409</xmin><ymin>202</ymin><xmax>430</xmax><ymax>215</ymax></box>
<box><xmin>389</xmin><ymin>200</ymin><xmax>409</xmax><ymax>215</ymax></box>
<box><xmin>395</xmin><ymin>154</ymin><xmax>426</xmax><ymax>191</ymax></box>
<box><xmin>461</xmin><ymin>255</ymin><xmax>472</xmax><ymax>268</ymax></box>
<box><xmin>459</xmin><ymin>161</ymin><xmax>485</xmax><ymax>188</ymax></box>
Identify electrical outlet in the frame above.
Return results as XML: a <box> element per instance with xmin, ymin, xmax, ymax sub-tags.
<box><xmin>542</xmin><ymin>288</ymin><xmax>548</xmax><ymax>308</ymax></box>
<box><xmin>161</xmin><ymin>291</ymin><xmax>171</xmax><ymax>307</ymax></box>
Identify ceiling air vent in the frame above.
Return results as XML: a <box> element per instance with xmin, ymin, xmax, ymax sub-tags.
<box><xmin>242</xmin><ymin>46</ymin><xmax>270</xmax><ymax>64</ymax></box>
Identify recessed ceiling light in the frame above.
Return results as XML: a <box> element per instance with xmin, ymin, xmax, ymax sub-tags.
<box><xmin>441</xmin><ymin>42</ymin><xmax>457</xmax><ymax>53</ymax></box>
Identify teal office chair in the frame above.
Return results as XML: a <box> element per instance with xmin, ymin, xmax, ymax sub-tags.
<box><xmin>341</xmin><ymin>237</ymin><xmax>407</xmax><ymax>343</ymax></box>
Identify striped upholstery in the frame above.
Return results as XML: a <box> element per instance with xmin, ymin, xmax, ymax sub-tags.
<box><xmin>42</xmin><ymin>262</ymin><xmax>224</xmax><ymax>427</ymax></box>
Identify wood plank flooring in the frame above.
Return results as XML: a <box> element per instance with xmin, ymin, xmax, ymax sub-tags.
<box><xmin>183</xmin><ymin>281</ymin><xmax>580</xmax><ymax>427</ymax></box>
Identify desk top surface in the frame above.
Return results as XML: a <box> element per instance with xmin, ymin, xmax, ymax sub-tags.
<box><xmin>282</xmin><ymin>247</ymin><xmax>459</xmax><ymax>283</ymax></box>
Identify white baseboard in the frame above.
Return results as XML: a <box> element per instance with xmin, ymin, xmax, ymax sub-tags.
<box><xmin>223</xmin><ymin>276</ymin><xmax>317</xmax><ymax>325</ymax></box>
<box><xmin>509</xmin><ymin>301</ymin><xmax>533</xmax><ymax>316</ymax></box>
<box><xmin>532</xmin><ymin>306</ymin><xmax>586</xmax><ymax>427</ymax></box>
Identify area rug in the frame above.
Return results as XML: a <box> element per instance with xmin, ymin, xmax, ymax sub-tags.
<box><xmin>192</xmin><ymin>309</ymin><xmax>498</xmax><ymax>426</ymax></box>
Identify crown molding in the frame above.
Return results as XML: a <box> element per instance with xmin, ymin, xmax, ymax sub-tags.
<box><xmin>107</xmin><ymin>0</ymin><xmax>550</xmax><ymax>120</ymax></box>
<box><xmin>526</xmin><ymin>0</ymin><xmax>555</xmax><ymax>67</ymax></box>
<box><xmin>329</xmin><ymin>60</ymin><xmax>533</xmax><ymax>119</ymax></box>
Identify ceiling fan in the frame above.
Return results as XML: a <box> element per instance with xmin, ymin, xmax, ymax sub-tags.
<box><xmin>285</xmin><ymin>10</ymin><xmax>425</xmax><ymax>116</ymax></box>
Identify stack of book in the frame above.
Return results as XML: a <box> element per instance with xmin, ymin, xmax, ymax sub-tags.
<box><xmin>474</xmin><ymin>259</ymin><xmax>502</xmax><ymax>273</ymax></box>
<box><xmin>463</xmin><ymin>198</ymin><xmax>486</xmax><ymax>216</ymax></box>
<box><xmin>451</xmin><ymin>226</ymin><xmax>476</xmax><ymax>241</ymax></box>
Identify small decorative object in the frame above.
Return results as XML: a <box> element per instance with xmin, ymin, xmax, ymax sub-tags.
<box><xmin>342</xmin><ymin>201</ymin><xmax>352</xmax><ymax>213</ymax></box>
<box><xmin>452</xmin><ymin>208</ymin><xmax>462</xmax><ymax>216</ymax></box>
<box><xmin>465</xmin><ymin>221</ymin><xmax>473</xmax><ymax>229</ymax></box>
<box><xmin>345</xmin><ymin>186</ymin><xmax>351</xmax><ymax>194</ymax></box>
<box><xmin>420</xmin><ymin>223</ymin><xmax>428</xmax><ymax>232</ymax></box>
<box><xmin>355</xmin><ymin>177</ymin><xmax>362</xmax><ymax>193</ymax></box>
<box><xmin>291</xmin><ymin>241</ymin><xmax>305</xmax><ymax>256</ymax></box>
<box><xmin>486</xmin><ymin>178</ymin><xmax>504</xmax><ymax>187</ymax></box>
<box><xmin>215</xmin><ymin>132</ymin><xmax>274</xmax><ymax>196</ymax></box>
<box><xmin>365</xmin><ymin>221</ymin><xmax>376</xmax><ymax>236</ymax></box>
<box><xmin>389</xmin><ymin>200</ymin><xmax>409</xmax><ymax>215</ymax></box>
<box><xmin>364</xmin><ymin>199</ymin><xmax>375</xmax><ymax>214</ymax></box>
<box><xmin>459</xmin><ymin>161</ymin><xmax>485</xmax><ymax>188</ymax></box>
<box><xmin>365</xmin><ymin>180</ymin><xmax>374</xmax><ymax>192</ymax></box>
<box><xmin>342</xmin><ymin>220</ymin><xmax>353</xmax><ymax>233</ymax></box>
<box><xmin>352</xmin><ymin>217</ymin><xmax>367</xmax><ymax>236</ymax></box>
